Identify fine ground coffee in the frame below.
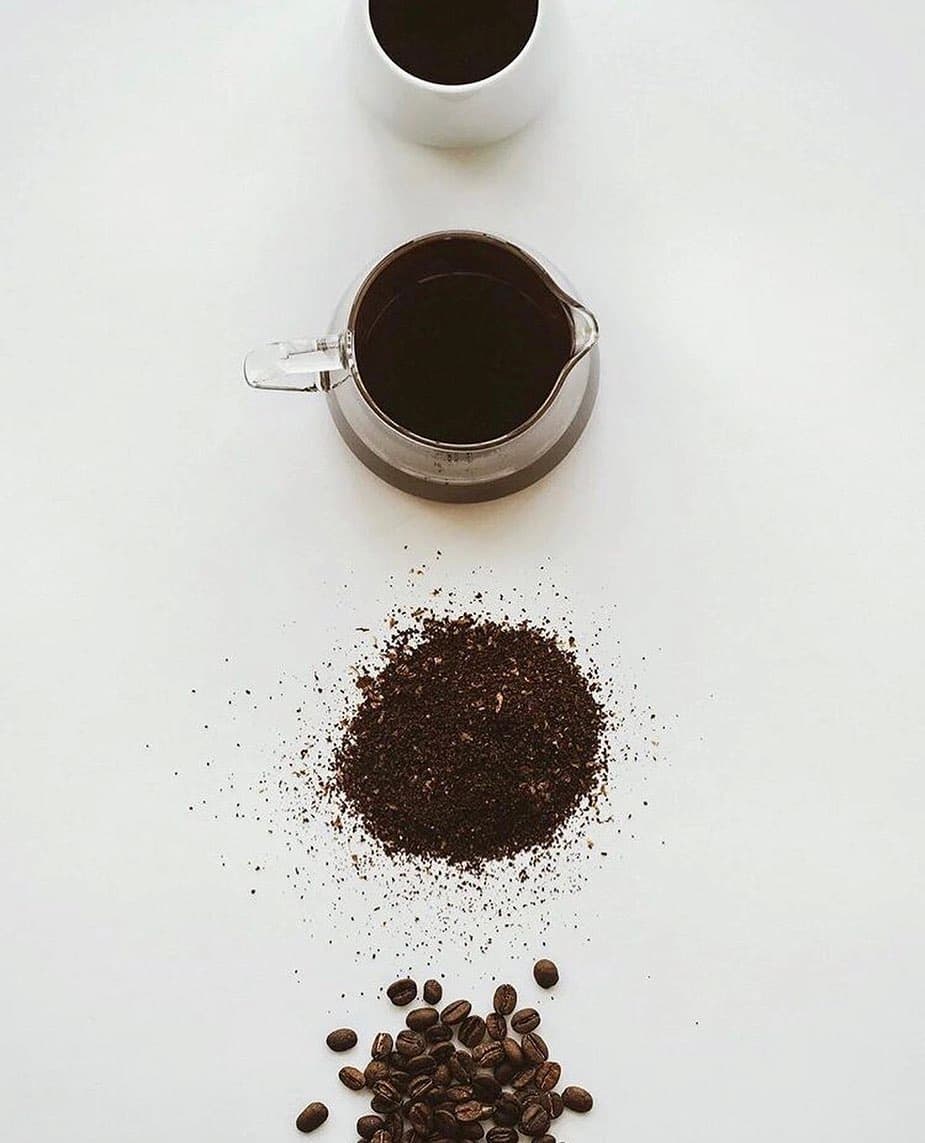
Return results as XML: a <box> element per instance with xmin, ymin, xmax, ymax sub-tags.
<box><xmin>333</xmin><ymin>614</ymin><xmax>607</xmax><ymax>868</ymax></box>
<box><xmin>354</xmin><ymin>236</ymin><xmax>573</xmax><ymax>445</ymax></box>
<box><xmin>369</xmin><ymin>0</ymin><xmax>540</xmax><ymax>86</ymax></box>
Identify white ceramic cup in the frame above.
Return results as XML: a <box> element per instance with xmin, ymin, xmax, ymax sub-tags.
<box><xmin>347</xmin><ymin>0</ymin><xmax>562</xmax><ymax>148</ymax></box>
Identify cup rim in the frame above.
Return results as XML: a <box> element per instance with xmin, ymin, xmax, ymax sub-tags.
<box><xmin>344</xmin><ymin>230</ymin><xmax>584</xmax><ymax>454</ymax></box>
<box><xmin>364</xmin><ymin>0</ymin><xmax>544</xmax><ymax>94</ymax></box>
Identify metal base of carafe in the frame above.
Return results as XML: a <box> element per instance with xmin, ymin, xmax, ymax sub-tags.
<box><xmin>325</xmin><ymin>348</ymin><xmax>599</xmax><ymax>503</ymax></box>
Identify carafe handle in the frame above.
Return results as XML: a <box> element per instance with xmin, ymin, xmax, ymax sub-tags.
<box><xmin>243</xmin><ymin>333</ymin><xmax>351</xmax><ymax>392</ymax></box>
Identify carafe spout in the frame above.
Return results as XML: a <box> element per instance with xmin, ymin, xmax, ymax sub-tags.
<box><xmin>244</xmin><ymin>334</ymin><xmax>350</xmax><ymax>392</ymax></box>
<box><xmin>568</xmin><ymin>301</ymin><xmax>600</xmax><ymax>361</ymax></box>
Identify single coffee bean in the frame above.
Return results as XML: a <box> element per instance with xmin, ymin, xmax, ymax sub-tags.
<box><xmin>296</xmin><ymin>1102</ymin><xmax>329</xmax><ymax>1134</ymax></box>
<box><xmin>433</xmin><ymin>1109</ymin><xmax>459</xmax><ymax>1138</ymax></box>
<box><xmin>388</xmin><ymin>978</ymin><xmax>418</xmax><ymax>1006</ymax></box>
<box><xmin>533</xmin><ymin>959</ymin><xmax>559</xmax><ymax>989</ymax></box>
<box><xmin>372</xmin><ymin>1080</ymin><xmax>402</xmax><ymax>1111</ymax></box>
<box><xmin>365</xmin><ymin>1060</ymin><xmax>391</xmax><ymax>1085</ymax></box>
<box><xmin>492</xmin><ymin>1094</ymin><xmax>521</xmax><ymax>1127</ymax></box>
<box><xmin>521</xmin><ymin>1033</ymin><xmax>549</xmax><ymax>1064</ymax></box>
<box><xmin>456</xmin><ymin>1101</ymin><xmax>485</xmax><ymax>1123</ymax></box>
<box><xmin>428</xmin><ymin>1043</ymin><xmax>455</xmax><ymax>1065</ymax></box>
<box><xmin>388</xmin><ymin>1051</ymin><xmax>409</xmax><ymax>1071</ymax></box>
<box><xmin>562</xmin><ymin>1086</ymin><xmax>593</xmax><ymax>1113</ymax></box>
<box><xmin>408</xmin><ymin>1053</ymin><xmax>439</xmax><ymax>1074</ymax></box>
<box><xmin>473</xmin><ymin>1041</ymin><xmax>505</xmax><ymax>1068</ymax></box>
<box><xmin>502</xmin><ymin>1038</ymin><xmax>525</xmax><ymax>1067</ymax></box>
<box><xmin>534</xmin><ymin>1061</ymin><xmax>561</xmax><ymax>1092</ymax></box>
<box><xmin>327</xmin><ymin>1027</ymin><xmax>359</xmax><ymax>1052</ymax></box>
<box><xmin>493</xmin><ymin>985</ymin><xmax>517</xmax><ymax>1016</ymax></box>
<box><xmin>423</xmin><ymin>979</ymin><xmax>443</xmax><ymax>1005</ymax></box>
<box><xmin>409</xmin><ymin>1073</ymin><xmax>435</xmax><ymax>1100</ymax></box>
<box><xmin>510</xmin><ymin>1009</ymin><xmax>540</xmax><ymax>1034</ymax></box>
<box><xmin>487</xmin><ymin>1130</ymin><xmax>518</xmax><ymax>1143</ymax></box>
<box><xmin>450</xmin><ymin>1052</ymin><xmax>476</xmax><ymax>1082</ymax></box>
<box><xmin>409</xmin><ymin>1101</ymin><xmax>434</xmax><ymax>1135</ymax></box>
<box><xmin>471</xmin><ymin>1075</ymin><xmax>501</xmax><ymax>1102</ymax></box>
<box><xmin>426</xmin><ymin>1023</ymin><xmax>454</xmax><ymax>1044</ymax></box>
<box><xmin>446</xmin><ymin>1085</ymin><xmax>474</xmax><ymax>1103</ymax></box>
<box><xmin>372</xmin><ymin>1032</ymin><xmax>394</xmax><ymax>1059</ymax></box>
<box><xmin>434</xmin><ymin>1063</ymin><xmax>453</xmax><ymax>1086</ymax></box>
<box><xmin>520</xmin><ymin>1105</ymin><xmax>551</xmax><ymax>1137</ymax></box>
<box><xmin>441</xmin><ymin>1000</ymin><xmax>472</xmax><ymax>1025</ymax></box>
<box><xmin>357</xmin><ymin>1114</ymin><xmax>384</xmax><ymax>1139</ymax></box>
<box><xmin>459</xmin><ymin>1124</ymin><xmax>485</xmax><ymax>1140</ymax></box>
<box><xmin>549</xmin><ymin>1091</ymin><xmax>563</xmax><ymax>1119</ymax></box>
<box><xmin>339</xmin><ymin>1066</ymin><xmax>366</xmax><ymax>1091</ymax></box>
<box><xmin>493</xmin><ymin>1061</ymin><xmax>515</xmax><ymax>1085</ymax></box>
<box><xmin>512</xmin><ymin>1067</ymin><xmax>537</xmax><ymax>1090</ymax></box>
<box><xmin>459</xmin><ymin>1015</ymin><xmax>487</xmax><ymax>1048</ymax></box>
<box><xmin>370</xmin><ymin>1096</ymin><xmax>393</xmax><ymax>1116</ymax></box>
<box><xmin>371</xmin><ymin>1132</ymin><xmax>392</xmax><ymax>1143</ymax></box>
<box><xmin>485</xmin><ymin>1013</ymin><xmax>507</xmax><ymax>1041</ymax></box>
<box><xmin>397</xmin><ymin>1030</ymin><xmax>426</xmax><ymax>1057</ymax></box>
<box><xmin>407</xmin><ymin>1006</ymin><xmax>440</xmax><ymax>1032</ymax></box>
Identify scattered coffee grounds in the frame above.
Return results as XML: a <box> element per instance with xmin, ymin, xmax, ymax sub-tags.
<box><xmin>332</xmin><ymin>614</ymin><xmax>607</xmax><ymax>869</ymax></box>
<box><xmin>354</xmin><ymin>235</ymin><xmax>574</xmax><ymax>445</ymax></box>
<box><xmin>296</xmin><ymin>964</ymin><xmax>595</xmax><ymax>1139</ymax></box>
<box><xmin>369</xmin><ymin>0</ymin><xmax>539</xmax><ymax>86</ymax></box>
<box><xmin>532</xmin><ymin>959</ymin><xmax>559</xmax><ymax>989</ymax></box>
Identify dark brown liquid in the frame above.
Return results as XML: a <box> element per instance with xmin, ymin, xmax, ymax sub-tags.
<box><xmin>369</xmin><ymin>0</ymin><xmax>539</xmax><ymax>86</ymax></box>
<box><xmin>353</xmin><ymin>236</ymin><xmax>574</xmax><ymax>445</ymax></box>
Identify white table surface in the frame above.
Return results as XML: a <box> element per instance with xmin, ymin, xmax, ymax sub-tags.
<box><xmin>2</xmin><ymin>2</ymin><xmax>924</xmax><ymax>1139</ymax></box>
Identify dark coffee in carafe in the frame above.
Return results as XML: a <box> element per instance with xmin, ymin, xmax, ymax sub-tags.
<box><xmin>353</xmin><ymin>235</ymin><xmax>574</xmax><ymax>445</ymax></box>
<box><xmin>369</xmin><ymin>0</ymin><xmax>540</xmax><ymax>86</ymax></box>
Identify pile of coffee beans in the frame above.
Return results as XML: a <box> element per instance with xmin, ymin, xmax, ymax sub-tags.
<box><xmin>333</xmin><ymin>615</ymin><xmax>607</xmax><ymax>869</ymax></box>
<box><xmin>296</xmin><ymin>961</ymin><xmax>594</xmax><ymax>1139</ymax></box>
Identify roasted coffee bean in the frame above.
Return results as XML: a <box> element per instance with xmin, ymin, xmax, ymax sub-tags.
<box><xmin>357</xmin><ymin>1114</ymin><xmax>385</xmax><ymax>1139</ymax></box>
<box><xmin>449</xmin><ymin>1053</ymin><xmax>475</xmax><ymax>1082</ymax></box>
<box><xmin>434</xmin><ymin>1063</ymin><xmax>453</xmax><ymax>1087</ymax></box>
<box><xmin>426</xmin><ymin>1023</ymin><xmax>454</xmax><ymax>1044</ymax></box>
<box><xmin>372</xmin><ymin>1080</ymin><xmax>402</xmax><ymax>1111</ymax></box>
<box><xmin>326</xmin><ymin>1027</ymin><xmax>358</xmax><ymax>1052</ymax></box>
<box><xmin>459</xmin><ymin>1124</ymin><xmax>485</xmax><ymax>1140</ymax></box>
<box><xmin>562</xmin><ymin>1086</ymin><xmax>593</xmax><ymax>1113</ymax></box>
<box><xmin>371</xmin><ymin>1132</ymin><xmax>392</xmax><ymax>1143</ymax></box>
<box><xmin>523</xmin><ymin>1093</ymin><xmax>554</xmax><ymax>1116</ymax></box>
<box><xmin>428</xmin><ymin>1042</ymin><xmax>455</xmax><ymax>1065</ymax></box>
<box><xmin>407</xmin><ymin>1006</ymin><xmax>441</xmax><ymax>1032</ymax></box>
<box><xmin>512</xmin><ymin>1067</ymin><xmax>537</xmax><ymax>1090</ymax></box>
<box><xmin>296</xmin><ymin>1103</ymin><xmax>329</xmax><ymax>1134</ymax></box>
<box><xmin>397</xmin><ymin>1030</ymin><xmax>426</xmax><ymax>1057</ymax></box>
<box><xmin>535</xmin><ymin>1136</ymin><xmax>556</xmax><ymax>1143</ymax></box>
<box><xmin>510</xmin><ymin>1009</ymin><xmax>540</xmax><ymax>1034</ymax></box>
<box><xmin>549</xmin><ymin>1092</ymin><xmax>563</xmax><ymax>1119</ymax></box>
<box><xmin>492</xmin><ymin>1094</ymin><xmax>521</xmax><ymax>1127</ymax></box>
<box><xmin>521</xmin><ymin>1033</ymin><xmax>548</xmax><ymax>1064</ymax></box>
<box><xmin>533</xmin><ymin>959</ymin><xmax>559</xmax><ymax>989</ymax></box>
<box><xmin>370</xmin><ymin>1096</ymin><xmax>393</xmax><ymax>1116</ymax></box>
<box><xmin>472</xmin><ymin>1041</ymin><xmax>505</xmax><ymax>1068</ymax></box>
<box><xmin>493</xmin><ymin>985</ymin><xmax>517</xmax><ymax>1016</ymax></box>
<box><xmin>502</xmin><ymin>1038</ymin><xmax>525</xmax><ymax>1067</ymax></box>
<box><xmin>493</xmin><ymin>1061</ymin><xmax>515</xmax><ymax>1085</ymax></box>
<box><xmin>434</xmin><ymin>1109</ymin><xmax>459</xmax><ymax>1138</ymax></box>
<box><xmin>485</xmin><ymin>1013</ymin><xmax>507</xmax><ymax>1042</ymax></box>
<box><xmin>408</xmin><ymin>1053</ymin><xmax>439</xmax><ymax>1075</ymax></box>
<box><xmin>455</xmin><ymin>1101</ymin><xmax>486</xmax><ymax>1123</ymax></box>
<box><xmin>487</xmin><ymin>1130</ymin><xmax>518</xmax><ymax>1143</ymax></box>
<box><xmin>441</xmin><ymin>1000</ymin><xmax>472</xmax><ymax>1026</ymax></box>
<box><xmin>385</xmin><ymin>1112</ymin><xmax>405</xmax><ymax>1139</ymax></box>
<box><xmin>427</xmin><ymin>1086</ymin><xmax>448</xmax><ymax>1107</ymax></box>
<box><xmin>534</xmin><ymin>1061</ymin><xmax>561</xmax><ymax>1092</ymax></box>
<box><xmin>372</xmin><ymin>1032</ymin><xmax>394</xmax><ymax>1060</ymax></box>
<box><xmin>388</xmin><ymin>978</ymin><xmax>418</xmax><ymax>1006</ymax></box>
<box><xmin>366</xmin><ymin>1060</ymin><xmax>391</xmax><ymax>1086</ymax></box>
<box><xmin>408</xmin><ymin>1074</ymin><xmax>435</xmax><ymax>1100</ymax></box>
<box><xmin>409</xmin><ymin>1101</ymin><xmax>434</xmax><ymax>1135</ymax></box>
<box><xmin>446</xmin><ymin>1085</ymin><xmax>474</xmax><ymax>1103</ymax></box>
<box><xmin>520</xmin><ymin>1105</ymin><xmax>551</xmax><ymax>1137</ymax></box>
<box><xmin>423</xmin><ymin>979</ymin><xmax>443</xmax><ymax>1005</ymax></box>
<box><xmin>471</xmin><ymin>1075</ymin><xmax>501</xmax><ymax>1102</ymax></box>
<box><xmin>391</xmin><ymin>1072</ymin><xmax>410</xmax><ymax>1093</ymax></box>
<box><xmin>458</xmin><ymin>1015</ymin><xmax>487</xmax><ymax>1048</ymax></box>
<box><xmin>339</xmin><ymin>1066</ymin><xmax>366</xmax><ymax>1091</ymax></box>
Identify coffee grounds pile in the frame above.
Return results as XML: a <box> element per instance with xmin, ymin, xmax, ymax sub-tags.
<box><xmin>332</xmin><ymin>614</ymin><xmax>607</xmax><ymax>869</ymax></box>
